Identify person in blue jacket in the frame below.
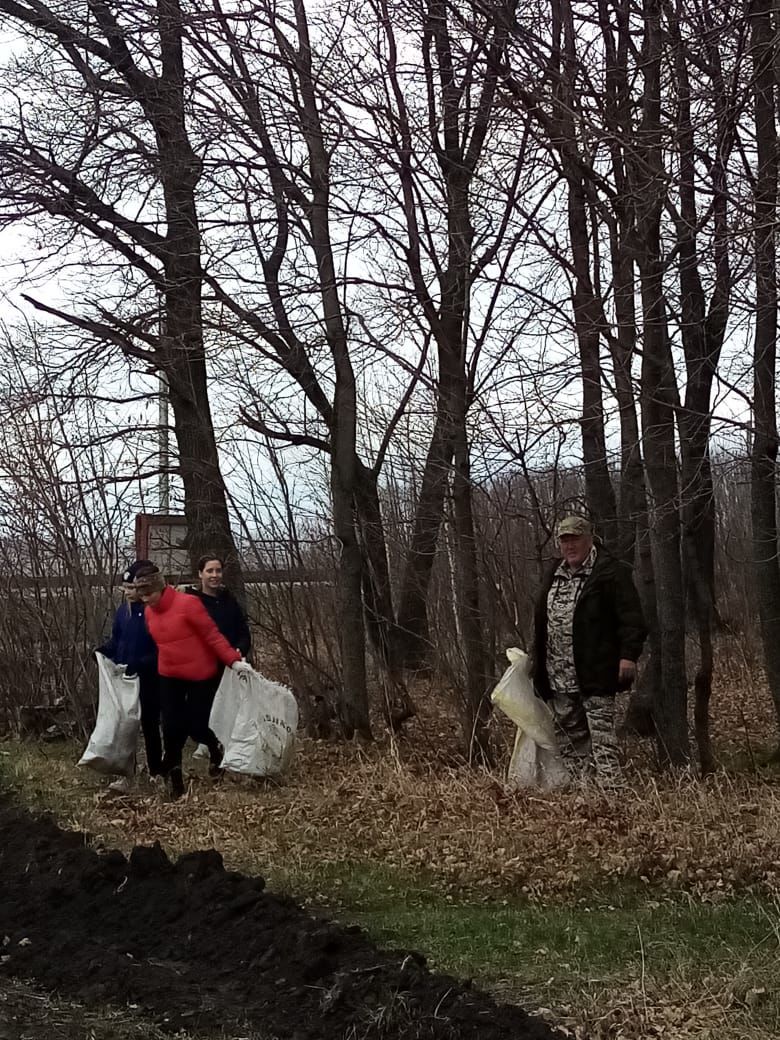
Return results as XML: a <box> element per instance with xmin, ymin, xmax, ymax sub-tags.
<box><xmin>97</xmin><ymin>559</ymin><xmax>162</xmax><ymax>791</ymax></box>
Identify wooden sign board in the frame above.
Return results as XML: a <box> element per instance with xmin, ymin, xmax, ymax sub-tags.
<box><xmin>134</xmin><ymin>513</ymin><xmax>190</xmax><ymax>581</ymax></box>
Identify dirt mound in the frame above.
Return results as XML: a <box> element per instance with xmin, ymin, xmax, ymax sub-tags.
<box><xmin>0</xmin><ymin>802</ymin><xmax>564</xmax><ymax>1039</ymax></box>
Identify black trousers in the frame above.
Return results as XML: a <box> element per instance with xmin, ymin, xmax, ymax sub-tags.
<box><xmin>159</xmin><ymin>674</ymin><xmax>222</xmax><ymax>774</ymax></box>
<box><xmin>138</xmin><ymin>669</ymin><xmax>163</xmax><ymax>776</ymax></box>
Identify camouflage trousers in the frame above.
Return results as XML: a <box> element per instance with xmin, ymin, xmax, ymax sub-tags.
<box><xmin>550</xmin><ymin>689</ymin><xmax>624</xmax><ymax>791</ymax></box>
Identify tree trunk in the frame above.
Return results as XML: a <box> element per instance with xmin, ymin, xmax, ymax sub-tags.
<box><xmin>666</xmin><ymin>0</ymin><xmax>734</xmax><ymax>774</ymax></box>
<box><xmin>331</xmin><ymin>461</ymin><xmax>372</xmax><ymax>740</ymax></box>
<box><xmin>639</xmin><ymin>273</ymin><xmax>689</xmax><ymax>766</ymax></box>
<box><xmin>635</xmin><ymin>0</ymin><xmax>689</xmax><ymax>766</ymax></box>
<box><xmin>395</xmin><ymin>412</ymin><xmax>457</xmax><ymax>667</ymax></box>
<box><xmin>156</xmin><ymin>0</ymin><xmax>242</xmax><ymax>590</ymax></box>
<box><xmin>597</xmin><ymin>0</ymin><xmax>660</xmax><ymax>735</ymax></box>
<box><xmin>355</xmin><ymin>464</ymin><xmax>416</xmax><ymax>728</ymax></box>
<box><xmin>164</xmin><ymin>368</ymin><xmax>241</xmax><ymax>586</ymax></box>
<box><xmin>292</xmin><ymin>0</ymin><xmax>371</xmax><ymax>737</ymax></box>
<box><xmin>608</xmin><ymin>228</ymin><xmax>662</xmax><ymax>737</ymax></box>
<box><xmin>750</xmin><ymin>0</ymin><xmax>780</xmax><ymax>754</ymax></box>
<box><xmin>555</xmin><ymin>0</ymin><xmax>618</xmax><ymax>547</ymax></box>
<box><xmin>450</xmin><ymin>425</ymin><xmax>492</xmax><ymax>762</ymax></box>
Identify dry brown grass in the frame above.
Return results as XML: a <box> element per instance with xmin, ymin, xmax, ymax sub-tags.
<box><xmin>552</xmin><ymin>974</ymin><xmax>776</xmax><ymax>1040</ymax></box>
<box><xmin>5</xmin><ymin>649</ymin><xmax>780</xmax><ymax>901</ymax></box>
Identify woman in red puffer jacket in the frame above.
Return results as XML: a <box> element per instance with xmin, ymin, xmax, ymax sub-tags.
<box><xmin>133</xmin><ymin>565</ymin><xmax>252</xmax><ymax>799</ymax></box>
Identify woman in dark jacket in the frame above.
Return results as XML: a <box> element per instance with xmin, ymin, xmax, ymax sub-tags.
<box><xmin>188</xmin><ymin>555</ymin><xmax>252</xmax><ymax>659</ymax></box>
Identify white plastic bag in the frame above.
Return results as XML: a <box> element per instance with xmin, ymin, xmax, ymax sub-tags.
<box><xmin>78</xmin><ymin>653</ymin><xmax>141</xmax><ymax>776</ymax></box>
<box><xmin>209</xmin><ymin>667</ymin><xmax>298</xmax><ymax>777</ymax></box>
<box><xmin>193</xmin><ymin>670</ymin><xmax>240</xmax><ymax>760</ymax></box>
<box><xmin>491</xmin><ymin>648</ymin><xmax>569</xmax><ymax>790</ymax></box>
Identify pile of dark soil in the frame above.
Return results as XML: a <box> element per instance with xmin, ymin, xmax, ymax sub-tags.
<box><xmin>0</xmin><ymin>802</ymin><xmax>565</xmax><ymax>1039</ymax></box>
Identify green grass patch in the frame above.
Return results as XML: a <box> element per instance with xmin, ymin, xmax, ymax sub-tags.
<box><xmin>251</xmin><ymin>855</ymin><xmax>780</xmax><ymax>1039</ymax></box>
<box><xmin>285</xmin><ymin>860</ymin><xmax>780</xmax><ymax>1005</ymax></box>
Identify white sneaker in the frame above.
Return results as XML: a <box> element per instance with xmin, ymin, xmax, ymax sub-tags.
<box><xmin>108</xmin><ymin>775</ymin><xmax>133</xmax><ymax>794</ymax></box>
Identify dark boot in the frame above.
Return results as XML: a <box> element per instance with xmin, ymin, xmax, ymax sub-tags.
<box><xmin>168</xmin><ymin>767</ymin><xmax>185</xmax><ymax>800</ymax></box>
<box><xmin>208</xmin><ymin>742</ymin><xmax>225</xmax><ymax>778</ymax></box>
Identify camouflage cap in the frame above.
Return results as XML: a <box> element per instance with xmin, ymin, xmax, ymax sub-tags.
<box><xmin>557</xmin><ymin>515</ymin><xmax>593</xmax><ymax>538</ymax></box>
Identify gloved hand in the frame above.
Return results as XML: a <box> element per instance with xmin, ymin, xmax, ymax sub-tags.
<box><xmin>231</xmin><ymin>660</ymin><xmax>253</xmax><ymax>675</ymax></box>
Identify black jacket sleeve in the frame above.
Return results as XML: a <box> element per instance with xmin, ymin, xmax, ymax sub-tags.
<box><xmin>229</xmin><ymin>596</ymin><xmax>252</xmax><ymax>658</ymax></box>
<box><xmin>531</xmin><ymin>561</ymin><xmax>558</xmax><ymax>700</ymax></box>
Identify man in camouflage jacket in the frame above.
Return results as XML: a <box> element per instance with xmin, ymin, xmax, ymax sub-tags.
<box><xmin>532</xmin><ymin>516</ymin><xmax>647</xmax><ymax>788</ymax></box>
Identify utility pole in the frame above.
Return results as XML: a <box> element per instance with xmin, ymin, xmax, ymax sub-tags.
<box><xmin>158</xmin><ymin>288</ymin><xmax>170</xmax><ymax>514</ymax></box>
<box><xmin>158</xmin><ymin>371</ymin><xmax>170</xmax><ymax>513</ymax></box>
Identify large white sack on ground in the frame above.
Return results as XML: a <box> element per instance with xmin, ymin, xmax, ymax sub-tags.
<box><xmin>507</xmin><ymin>729</ymin><xmax>570</xmax><ymax>790</ymax></box>
<box><xmin>491</xmin><ymin>647</ymin><xmax>569</xmax><ymax>791</ymax></box>
<box><xmin>78</xmin><ymin>653</ymin><xmax>140</xmax><ymax>776</ymax></box>
<box><xmin>209</xmin><ymin>667</ymin><xmax>298</xmax><ymax>777</ymax></box>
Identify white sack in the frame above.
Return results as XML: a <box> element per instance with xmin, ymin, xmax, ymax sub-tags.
<box><xmin>491</xmin><ymin>648</ymin><xmax>569</xmax><ymax>791</ymax></box>
<box><xmin>193</xmin><ymin>669</ymin><xmax>241</xmax><ymax>759</ymax></box>
<box><xmin>506</xmin><ymin>729</ymin><xmax>570</xmax><ymax>790</ymax></box>
<box><xmin>78</xmin><ymin>653</ymin><xmax>141</xmax><ymax>776</ymax></box>
<box><xmin>209</xmin><ymin>667</ymin><xmax>298</xmax><ymax>777</ymax></box>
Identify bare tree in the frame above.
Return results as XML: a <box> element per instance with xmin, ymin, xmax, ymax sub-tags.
<box><xmin>185</xmin><ymin>0</ymin><xmax>529</xmax><ymax>753</ymax></box>
<box><xmin>0</xmin><ymin>0</ymin><xmax>243</xmax><ymax>586</ymax></box>
<box><xmin>497</xmin><ymin>0</ymin><xmax>757</xmax><ymax>766</ymax></box>
<box><xmin>0</xmin><ymin>330</ymin><xmax>142</xmax><ymax>734</ymax></box>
